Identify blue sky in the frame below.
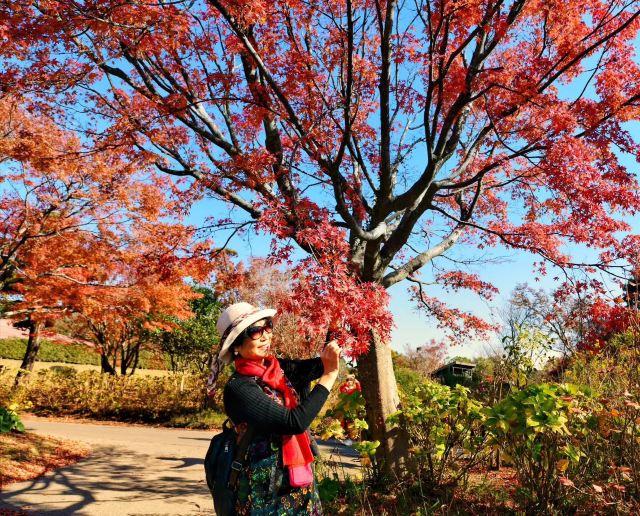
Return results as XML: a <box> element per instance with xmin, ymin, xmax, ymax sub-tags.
<box><xmin>185</xmin><ymin>189</ymin><xmax>640</xmax><ymax>360</ymax></box>
<box><xmin>180</xmin><ymin>56</ymin><xmax>640</xmax><ymax>360</ymax></box>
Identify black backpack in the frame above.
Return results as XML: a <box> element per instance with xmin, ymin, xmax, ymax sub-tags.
<box><xmin>204</xmin><ymin>418</ymin><xmax>254</xmax><ymax>516</ymax></box>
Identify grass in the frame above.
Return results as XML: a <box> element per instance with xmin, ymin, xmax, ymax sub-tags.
<box><xmin>0</xmin><ymin>338</ymin><xmax>165</xmax><ymax>370</ymax></box>
<box><xmin>0</xmin><ymin>338</ymin><xmax>100</xmax><ymax>365</ymax></box>
<box><xmin>167</xmin><ymin>409</ymin><xmax>228</xmax><ymax>429</ymax></box>
<box><xmin>0</xmin><ymin>431</ymin><xmax>91</xmax><ymax>489</ymax></box>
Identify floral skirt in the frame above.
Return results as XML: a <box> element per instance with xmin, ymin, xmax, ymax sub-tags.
<box><xmin>235</xmin><ymin>442</ymin><xmax>322</xmax><ymax>515</ymax></box>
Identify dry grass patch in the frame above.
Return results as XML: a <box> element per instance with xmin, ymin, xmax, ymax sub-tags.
<box><xmin>0</xmin><ymin>432</ymin><xmax>91</xmax><ymax>489</ymax></box>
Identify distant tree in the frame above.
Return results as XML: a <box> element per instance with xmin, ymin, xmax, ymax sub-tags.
<box><xmin>65</xmin><ymin>223</ymin><xmax>216</xmax><ymax>375</ymax></box>
<box><xmin>400</xmin><ymin>340</ymin><xmax>447</xmax><ymax>376</ymax></box>
<box><xmin>9</xmin><ymin>230</ymin><xmax>100</xmax><ymax>384</ymax></box>
<box><xmin>501</xmin><ymin>325</ymin><xmax>553</xmax><ymax>388</ymax></box>
<box><xmin>548</xmin><ymin>278</ymin><xmax>639</xmax><ymax>354</ymax></box>
<box><xmin>160</xmin><ymin>286</ymin><xmax>222</xmax><ymax>373</ymax></box>
<box><xmin>0</xmin><ymin>97</ymin><xmax>145</xmax><ymax>293</ymax></box>
<box><xmin>473</xmin><ymin>354</ymin><xmax>510</xmax><ymax>394</ymax></box>
<box><xmin>0</xmin><ymin>96</ymin><xmax>197</xmax><ymax>380</ymax></box>
<box><xmin>503</xmin><ymin>284</ymin><xmax>585</xmax><ymax>356</ymax></box>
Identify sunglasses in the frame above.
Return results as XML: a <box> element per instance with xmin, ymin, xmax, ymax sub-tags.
<box><xmin>243</xmin><ymin>319</ymin><xmax>274</xmax><ymax>340</ymax></box>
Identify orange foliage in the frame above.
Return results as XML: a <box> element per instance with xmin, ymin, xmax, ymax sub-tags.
<box><xmin>0</xmin><ymin>97</ymin><xmax>221</xmax><ymax>373</ymax></box>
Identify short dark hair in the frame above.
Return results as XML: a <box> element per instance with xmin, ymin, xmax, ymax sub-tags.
<box><xmin>229</xmin><ymin>333</ymin><xmax>245</xmax><ymax>355</ymax></box>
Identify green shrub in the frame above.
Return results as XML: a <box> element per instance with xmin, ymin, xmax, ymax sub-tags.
<box><xmin>394</xmin><ymin>365</ymin><xmax>427</xmax><ymax>396</ymax></box>
<box><xmin>0</xmin><ymin>338</ymin><xmax>36</xmax><ymax>360</ymax></box>
<box><xmin>0</xmin><ymin>338</ymin><xmax>99</xmax><ymax>365</ymax></box>
<box><xmin>48</xmin><ymin>365</ymin><xmax>78</xmax><ymax>377</ymax></box>
<box><xmin>484</xmin><ymin>383</ymin><xmax>602</xmax><ymax>512</ymax></box>
<box><xmin>315</xmin><ymin>475</ymin><xmax>367</xmax><ymax>514</ymax></box>
<box><xmin>0</xmin><ymin>404</ymin><xmax>25</xmax><ymax>433</ymax></box>
<box><xmin>388</xmin><ymin>381</ymin><xmax>488</xmax><ymax>490</ymax></box>
<box><xmin>320</xmin><ymin>390</ymin><xmax>367</xmax><ymax>439</ymax></box>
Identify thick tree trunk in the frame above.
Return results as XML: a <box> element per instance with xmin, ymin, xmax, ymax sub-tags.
<box><xmin>357</xmin><ymin>331</ymin><xmax>413</xmax><ymax>479</ymax></box>
<box><xmin>14</xmin><ymin>319</ymin><xmax>43</xmax><ymax>387</ymax></box>
<box><xmin>101</xmin><ymin>353</ymin><xmax>117</xmax><ymax>375</ymax></box>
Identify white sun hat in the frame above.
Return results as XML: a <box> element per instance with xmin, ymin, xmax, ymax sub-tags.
<box><xmin>217</xmin><ymin>302</ymin><xmax>277</xmax><ymax>364</ymax></box>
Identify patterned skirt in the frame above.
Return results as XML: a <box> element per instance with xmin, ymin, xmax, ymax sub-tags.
<box><xmin>235</xmin><ymin>441</ymin><xmax>322</xmax><ymax>515</ymax></box>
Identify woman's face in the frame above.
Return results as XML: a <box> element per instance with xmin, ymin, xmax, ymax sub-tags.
<box><xmin>236</xmin><ymin>318</ymin><xmax>274</xmax><ymax>361</ymax></box>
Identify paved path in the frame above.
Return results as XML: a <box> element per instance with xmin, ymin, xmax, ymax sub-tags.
<box><xmin>0</xmin><ymin>416</ymin><xmax>360</xmax><ymax>515</ymax></box>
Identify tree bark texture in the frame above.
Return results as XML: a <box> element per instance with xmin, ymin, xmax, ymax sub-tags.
<box><xmin>14</xmin><ymin>319</ymin><xmax>42</xmax><ymax>387</ymax></box>
<box><xmin>358</xmin><ymin>331</ymin><xmax>413</xmax><ymax>479</ymax></box>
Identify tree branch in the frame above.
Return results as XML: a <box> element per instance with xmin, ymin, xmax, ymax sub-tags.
<box><xmin>382</xmin><ymin>224</ymin><xmax>465</xmax><ymax>288</ymax></box>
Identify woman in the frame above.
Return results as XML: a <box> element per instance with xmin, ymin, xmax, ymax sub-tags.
<box><xmin>216</xmin><ymin>302</ymin><xmax>340</xmax><ymax>515</ymax></box>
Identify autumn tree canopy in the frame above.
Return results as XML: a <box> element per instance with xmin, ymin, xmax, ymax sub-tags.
<box><xmin>0</xmin><ymin>96</ymin><xmax>179</xmax><ymax>296</ymax></box>
<box><xmin>61</xmin><ymin>220</ymin><xmax>217</xmax><ymax>375</ymax></box>
<box><xmin>3</xmin><ymin>0</ymin><xmax>640</xmax><ymax>472</ymax></box>
<box><xmin>3</xmin><ymin>0</ymin><xmax>639</xmax><ymax>347</ymax></box>
<box><xmin>0</xmin><ymin>97</ymin><xmax>220</xmax><ymax>376</ymax></box>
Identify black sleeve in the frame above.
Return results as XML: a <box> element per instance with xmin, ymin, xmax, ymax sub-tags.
<box><xmin>224</xmin><ymin>377</ymin><xmax>329</xmax><ymax>435</ymax></box>
<box><xmin>279</xmin><ymin>357</ymin><xmax>324</xmax><ymax>392</ymax></box>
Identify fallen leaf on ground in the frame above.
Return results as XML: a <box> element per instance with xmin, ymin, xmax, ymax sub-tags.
<box><xmin>0</xmin><ymin>431</ymin><xmax>91</xmax><ymax>489</ymax></box>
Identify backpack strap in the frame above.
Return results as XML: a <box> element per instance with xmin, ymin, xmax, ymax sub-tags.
<box><xmin>226</xmin><ymin>372</ymin><xmax>281</xmax><ymax>489</ymax></box>
<box><xmin>228</xmin><ymin>423</ymin><xmax>255</xmax><ymax>489</ymax></box>
<box><xmin>225</xmin><ymin>372</ymin><xmax>256</xmax><ymax>490</ymax></box>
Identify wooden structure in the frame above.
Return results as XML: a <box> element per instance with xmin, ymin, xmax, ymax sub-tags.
<box><xmin>432</xmin><ymin>361</ymin><xmax>476</xmax><ymax>387</ymax></box>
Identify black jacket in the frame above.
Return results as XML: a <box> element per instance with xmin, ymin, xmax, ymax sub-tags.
<box><xmin>223</xmin><ymin>357</ymin><xmax>327</xmax><ymax>436</ymax></box>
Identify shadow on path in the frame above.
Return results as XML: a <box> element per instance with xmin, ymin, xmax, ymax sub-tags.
<box><xmin>178</xmin><ymin>436</ymin><xmax>212</xmax><ymax>442</ymax></box>
<box><xmin>316</xmin><ymin>440</ymin><xmax>362</xmax><ymax>475</ymax></box>
<box><xmin>157</xmin><ymin>456</ymin><xmax>204</xmax><ymax>470</ymax></box>
<box><xmin>0</xmin><ymin>445</ymin><xmax>210</xmax><ymax>515</ymax></box>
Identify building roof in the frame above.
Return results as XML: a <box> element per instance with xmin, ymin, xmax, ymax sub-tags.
<box><xmin>432</xmin><ymin>361</ymin><xmax>476</xmax><ymax>376</ymax></box>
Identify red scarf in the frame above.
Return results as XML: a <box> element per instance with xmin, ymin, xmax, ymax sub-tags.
<box><xmin>234</xmin><ymin>356</ymin><xmax>314</xmax><ymax>469</ymax></box>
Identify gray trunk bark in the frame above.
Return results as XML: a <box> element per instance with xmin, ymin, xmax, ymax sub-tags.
<box><xmin>14</xmin><ymin>319</ymin><xmax>43</xmax><ymax>388</ymax></box>
<box><xmin>357</xmin><ymin>330</ymin><xmax>413</xmax><ymax>479</ymax></box>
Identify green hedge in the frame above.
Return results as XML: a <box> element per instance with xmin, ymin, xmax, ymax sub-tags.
<box><xmin>0</xmin><ymin>338</ymin><xmax>100</xmax><ymax>365</ymax></box>
<box><xmin>0</xmin><ymin>338</ymin><xmax>161</xmax><ymax>369</ymax></box>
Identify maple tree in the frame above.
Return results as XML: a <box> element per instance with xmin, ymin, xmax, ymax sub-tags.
<box><xmin>8</xmin><ymin>212</ymin><xmax>217</xmax><ymax>377</ymax></box>
<box><xmin>398</xmin><ymin>339</ymin><xmax>448</xmax><ymax>376</ymax></box>
<box><xmin>0</xmin><ymin>96</ymin><xmax>140</xmax><ymax>381</ymax></box>
<box><xmin>218</xmin><ymin>257</ymin><xmax>351</xmax><ymax>358</ymax></box>
<box><xmin>563</xmin><ymin>279</ymin><xmax>640</xmax><ymax>353</ymax></box>
<box><xmin>1</xmin><ymin>97</ymin><xmax>116</xmax><ymax>291</ymax></box>
<box><xmin>3</xmin><ymin>0</ymin><xmax>640</xmax><ymax>473</ymax></box>
<box><xmin>0</xmin><ymin>97</ymin><xmax>218</xmax><ymax>379</ymax></box>
<box><xmin>60</xmin><ymin>221</ymin><xmax>215</xmax><ymax>375</ymax></box>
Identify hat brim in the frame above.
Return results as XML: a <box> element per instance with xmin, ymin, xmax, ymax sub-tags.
<box><xmin>218</xmin><ymin>308</ymin><xmax>277</xmax><ymax>364</ymax></box>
